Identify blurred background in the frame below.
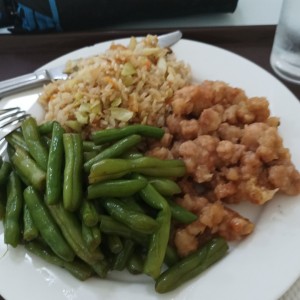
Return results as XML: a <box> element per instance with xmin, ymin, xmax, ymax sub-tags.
<box><xmin>0</xmin><ymin>0</ymin><xmax>283</xmax><ymax>34</ymax></box>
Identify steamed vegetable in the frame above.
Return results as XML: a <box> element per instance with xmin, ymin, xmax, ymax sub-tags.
<box><xmin>0</xmin><ymin>119</ymin><xmax>229</xmax><ymax>295</ymax></box>
<box><xmin>155</xmin><ymin>238</ymin><xmax>228</xmax><ymax>293</ymax></box>
<box><xmin>63</xmin><ymin>133</ymin><xmax>83</xmax><ymax>211</ymax></box>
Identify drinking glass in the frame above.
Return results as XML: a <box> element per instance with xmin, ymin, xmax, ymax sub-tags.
<box><xmin>270</xmin><ymin>0</ymin><xmax>300</xmax><ymax>84</ymax></box>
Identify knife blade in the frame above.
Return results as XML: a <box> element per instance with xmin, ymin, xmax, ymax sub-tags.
<box><xmin>0</xmin><ymin>31</ymin><xmax>182</xmax><ymax>99</ymax></box>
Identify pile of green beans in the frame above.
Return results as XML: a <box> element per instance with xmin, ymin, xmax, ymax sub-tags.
<box><xmin>0</xmin><ymin>119</ymin><xmax>228</xmax><ymax>293</ymax></box>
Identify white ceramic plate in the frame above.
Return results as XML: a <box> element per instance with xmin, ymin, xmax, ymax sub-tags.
<box><xmin>1</xmin><ymin>37</ymin><xmax>300</xmax><ymax>300</ymax></box>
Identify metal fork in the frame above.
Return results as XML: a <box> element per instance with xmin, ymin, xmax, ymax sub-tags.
<box><xmin>0</xmin><ymin>107</ymin><xmax>29</xmax><ymax>154</ymax></box>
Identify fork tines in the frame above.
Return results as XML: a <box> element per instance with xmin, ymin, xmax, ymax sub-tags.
<box><xmin>0</xmin><ymin>107</ymin><xmax>28</xmax><ymax>127</ymax></box>
<box><xmin>0</xmin><ymin>107</ymin><xmax>29</xmax><ymax>140</ymax></box>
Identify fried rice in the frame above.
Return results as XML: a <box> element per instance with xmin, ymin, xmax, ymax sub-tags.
<box><xmin>38</xmin><ymin>35</ymin><xmax>191</xmax><ymax>136</ymax></box>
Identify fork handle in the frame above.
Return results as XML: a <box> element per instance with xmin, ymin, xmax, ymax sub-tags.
<box><xmin>0</xmin><ymin>70</ymin><xmax>50</xmax><ymax>99</ymax></box>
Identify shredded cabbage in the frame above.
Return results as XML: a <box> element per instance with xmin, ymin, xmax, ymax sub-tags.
<box><xmin>109</xmin><ymin>107</ymin><xmax>134</xmax><ymax>122</ymax></box>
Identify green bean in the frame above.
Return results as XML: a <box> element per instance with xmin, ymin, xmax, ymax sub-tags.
<box><xmin>0</xmin><ymin>203</ymin><xmax>5</xmax><ymax>220</ymax></box>
<box><xmin>121</xmin><ymin>150</ymin><xmax>143</xmax><ymax>159</ymax></box>
<box><xmin>7</xmin><ymin>144</ymin><xmax>28</xmax><ymax>185</ymax></box>
<box><xmin>87</xmin><ymin>178</ymin><xmax>148</xmax><ymax>200</ymax></box>
<box><xmin>92</xmin><ymin>259</ymin><xmax>110</xmax><ymax>278</ymax></box>
<box><xmin>89</xmin><ymin>157</ymin><xmax>185</xmax><ymax>183</ymax></box>
<box><xmin>102</xmin><ymin>198</ymin><xmax>158</xmax><ymax>235</ymax></box>
<box><xmin>80</xmin><ymin>200</ymin><xmax>99</xmax><ymax>227</ymax></box>
<box><xmin>92</xmin><ymin>125</ymin><xmax>164</xmax><ymax>144</ymax></box>
<box><xmin>164</xmin><ymin>245</ymin><xmax>179</xmax><ymax>267</ymax></box>
<box><xmin>82</xmin><ymin>141</ymin><xmax>107</xmax><ymax>152</ymax></box>
<box><xmin>125</xmin><ymin>156</ymin><xmax>186</xmax><ymax>170</ymax></box>
<box><xmin>99</xmin><ymin>215</ymin><xmax>147</xmax><ymax>246</ymax></box>
<box><xmin>63</xmin><ymin>133</ymin><xmax>83</xmax><ymax>211</ymax></box>
<box><xmin>10</xmin><ymin>147</ymin><xmax>46</xmax><ymax>191</ymax></box>
<box><xmin>138</xmin><ymin>177</ymin><xmax>169</xmax><ymax>211</ymax></box>
<box><xmin>4</xmin><ymin>172</ymin><xmax>23</xmax><ymax>247</ymax></box>
<box><xmin>127</xmin><ymin>251</ymin><xmax>144</xmax><ymax>274</ymax></box>
<box><xmin>47</xmin><ymin>202</ymin><xmax>103</xmax><ymax>265</ymax></box>
<box><xmin>6</xmin><ymin>143</ymin><xmax>15</xmax><ymax>160</ymax></box>
<box><xmin>24</xmin><ymin>186</ymin><xmax>75</xmax><ymax>262</ymax></box>
<box><xmin>23</xmin><ymin>203</ymin><xmax>39</xmax><ymax>241</ymax></box>
<box><xmin>83</xmin><ymin>141</ymin><xmax>95</xmax><ymax>152</ymax></box>
<box><xmin>155</xmin><ymin>237</ymin><xmax>229</xmax><ymax>293</ymax></box>
<box><xmin>21</xmin><ymin>117</ymin><xmax>49</xmax><ymax>171</ymax></box>
<box><xmin>107</xmin><ymin>235</ymin><xmax>123</xmax><ymax>254</ymax></box>
<box><xmin>146</xmin><ymin>209</ymin><xmax>171</xmax><ymax>279</ymax></box>
<box><xmin>120</xmin><ymin>197</ymin><xmax>145</xmax><ymax>214</ymax></box>
<box><xmin>166</xmin><ymin>199</ymin><xmax>198</xmax><ymax>224</ymax></box>
<box><xmin>113</xmin><ymin>239</ymin><xmax>135</xmax><ymax>271</ymax></box>
<box><xmin>0</xmin><ymin>189</ymin><xmax>6</xmax><ymax>220</ymax></box>
<box><xmin>38</xmin><ymin>121</ymin><xmax>55</xmax><ymax>135</ymax></box>
<box><xmin>84</xmin><ymin>134</ymin><xmax>142</xmax><ymax>172</ymax></box>
<box><xmin>91</xmin><ymin>225</ymin><xmax>102</xmax><ymax>248</ymax></box>
<box><xmin>83</xmin><ymin>151</ymin><xmax>98</xmax><ymax>162</ymax></box>
<box><xmin>46</xmin><ymin>122</ymin><xmax>65</xmax><ymax>205</ymax></box>
<box><xmin>148</xmin><ymin>178</ymin><xmax>181</xmax><ymax>196</ymax></box>
<box><xmin>5</xmin><ymin>131</ymin><xmax>29</xmax><ymax>152</ymax></box>
<box><xmin>136</xmin><ymin>167</ymin><xmax>186</xmax><ymax>178</ymax></box>
<box><xmin>88</xmin><ymin>159</ymin><xmax>130</xmax><ymax>183</ymax></box>
<box><xmin>25</xmin><ymin>241</ymin><xmax>93</xmax><ymax>281</ymax></box>
<box><xmin>138</xmin><ymin>180</ymin><xmax>171</xmax><ymax>279</ymax></box>
<box><xmin>82</xmin><ymin>223</ymin><xmax>101</xmax><ymax>251</ymax></box>
<box><xmin>41</xmin><ymin>135</ymin><xmax>52</xmax><ymax>149</ymax></box>
<box><xmin>0</xmin><ymin>161</ymin><xmax>11</xmax><ymax>185</ymax></box>
<box><xmin>93</xmin><ymin>144</ymin><xmax>107</xmax><ymax>152</ymax></box>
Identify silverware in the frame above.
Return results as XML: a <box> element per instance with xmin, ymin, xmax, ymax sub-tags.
<box><xmin>0</xmin><ymin>31</ymin><xmax>182</xmax><ymax>99</ymax></box>
<box><xmin>156</xmin><ymin>30</ymin><xmax>182</xmax><ymax>48</ymax></box>
<box><xmin>0</xmin><ymin>107</ymin><xmax>29</xmax><ymax>140</ymax></box>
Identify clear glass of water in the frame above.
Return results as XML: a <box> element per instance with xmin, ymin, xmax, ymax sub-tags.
<box><xmin>270</xmin><ymin>0</ymin><xmax>300</xmax><ymax>84</ymax></box>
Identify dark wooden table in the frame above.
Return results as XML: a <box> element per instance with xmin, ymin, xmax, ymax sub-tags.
<box><xmin>0</xmin><ymin>25</ymin><xmax>299</xmax><ymax>300</ymax></box>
